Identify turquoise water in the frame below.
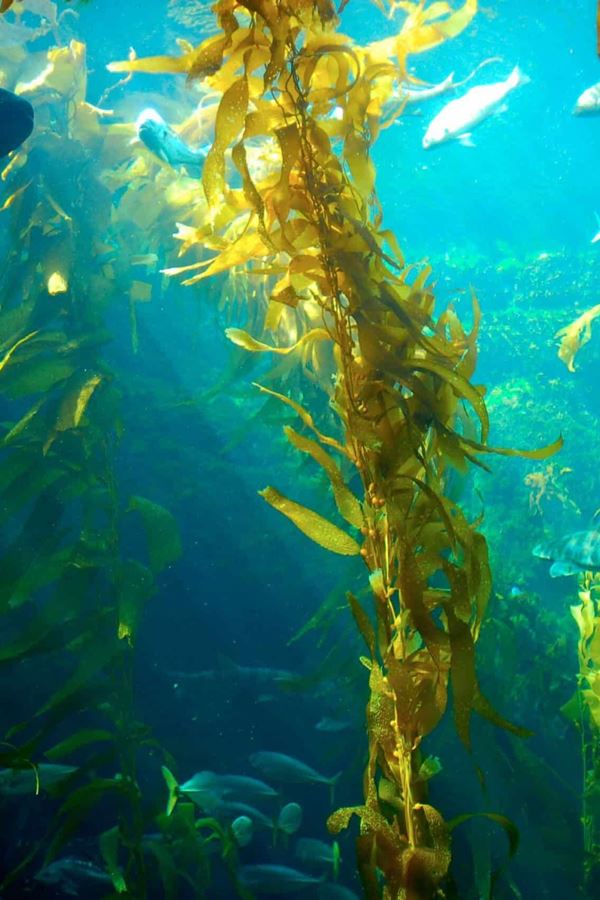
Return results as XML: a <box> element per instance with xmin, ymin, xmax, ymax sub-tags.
<box><xmin>1</xmin><ymin>1</ymin><xmax>599</xmax><ymax>898</ymax></box>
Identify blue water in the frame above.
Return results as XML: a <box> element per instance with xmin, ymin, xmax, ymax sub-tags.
<box><xmin>1</xmin><ymin>1</ymin><xmax>600</xmax><ymax>898</ymax></box>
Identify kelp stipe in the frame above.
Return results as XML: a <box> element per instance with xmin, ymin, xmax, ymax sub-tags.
<box><xmin>562</xmin><ymin>572</ymin><xmax>600</xmax><ymax>893</ymax></box>
<box><xmin>110</xmin><ymin>1</ymin><xmax>562</xmax><ymax>896</ymax></box>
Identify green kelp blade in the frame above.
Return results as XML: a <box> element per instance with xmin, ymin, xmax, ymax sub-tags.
<box><xmin>259</xmin><ymin>486</ymin><xmax>361</xmax><ymax>555</ymax></box>
<box><xmin>447</xmin><ymin>811</ymin><xmax>520</xmax><ymax>893</ymax></box>
<box><xmin>127</xmin><ymin>496</ymin><xmax>182</xmax><ymax>575</ymax></box>
<box><xmin>44</xmin><ymin>730</ymin><xmax>114</xmax><ymax>762</ymax></box>
<box><xmin>117</xmin><ymin>560</ymin><xmax>156</xmax><ymax>645</ymax></box>
<box><xmin>99</xmin><ymin>827</ymin><xmax>127</xmax><ymax>894</ymax></box>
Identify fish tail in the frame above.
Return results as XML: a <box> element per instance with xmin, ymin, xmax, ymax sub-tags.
<box><xmin>328</xmin><ymin>771</ymin><xmax>343</xmax><ymax>805</ymax></box>
<box><xmin>508</xmin><ymin>65</ymin><xmax>530</xmax><ymax>89</ymax></box>
<box><xmin>161</xmin><ymin>765</ymin><xmax>179</xmax><ymax>816</ymax></box>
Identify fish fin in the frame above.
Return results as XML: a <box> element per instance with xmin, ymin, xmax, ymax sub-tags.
<box><xmin>549</xmin><ymin>560</ymin><xmax>582</xmax><ymax>577</ymax></box>
<box><xmin>532</xmin><ymin>542</ymin><xmax>553</xmax><ymax>559</ymax></box>
<box><xmin>161</xmin><ymin>765</ymin><xmax>179</xmax><ymax>816</ymax></box>
<box><xmin>328</xmin><ymin>771</ymin><xmax>343</xmax><ymax>805</ymax></box>
<box><xmin>445</xmin><ymin>71</ymin><xmax>455</xmax><ymax>87</ymax></box>
<box><xmin>457</xmin><ymin>133</ymin><xmax>475</xmax><ymax>147</ymax></box>
<box><xmin>496</xmin><ymin>102</ymin><xmax>509</xmax><ymax>115</ymax></box>
<box><xmin>507</xmin><ymin>65</ymin><xmax>530</xmax><ymax>89</ymax></box>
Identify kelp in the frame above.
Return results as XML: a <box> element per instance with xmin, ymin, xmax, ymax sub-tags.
<box><xmin>562</xmin><ymin>572</ymin><xmax>600</xmax><ymax>891</ymax></box>
<box><xmin>0</xmin><ymin>8</ymin><xmax>191</xmax><ymax>897</ymax></box>
<box><xmin>123</xmin><ymin>1</ymin><xmax>561</xmax><ymax>896</ymax></box>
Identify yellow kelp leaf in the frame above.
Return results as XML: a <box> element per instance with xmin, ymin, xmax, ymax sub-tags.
<box><xmin>284</xmin><ymin>426</ymin><xmax>363</xmax><ymax>528</ymax></box>
<box><xmin>259</xmin><ymin>486</ymin><xmax>361</xmax><ymax>556</ymax></box>
<box><xmin>0</xmin><ymin>330</ymin><xmax>39</xmax><ymax>375</ymax></box>
<box><xmin>253</xmin><ymin>383</ymin><xmax>347</xmax><ymax>455</ymax></box>
<box><xmin>555</xmin><ymin>303</ymin><xmax>600</xmax><ymax>372</ymax></box>
<box><xmin>226</xmin><ymin>327</ymin><xmax>330</xmax><ymax>355</ymax></box>
<box><xmin>107</xmin><ymin>46</ymin><xmax>198</xmax><ymax>75</ymax></box>
<box><xmin>56</xmin><ymin>374</ymin><xmax>102</xmax><ymax>431</ymax></box>
<box><xmin>203</xmin><ymin>75</ymin><xmax>249</xmax><ymax>210</ymax></box>
<box><xmin>0</xmin><ymin>180</ymin><xmax>32</xmax><ymax>212</ymax></box>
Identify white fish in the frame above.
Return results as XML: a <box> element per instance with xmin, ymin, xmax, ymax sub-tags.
<box><xmin>574</xmin><ymin>81</ymin><xmax>600</xmax><ymax>115</ymax></box>
<box><xmin>422</xmin><ymin>65</ymin><xmax>530</xmax><ymax>149</ymax></box>
<box><xmin>591</xmin><ymin>212</ymin><xmax>600</xmax><ymax>244</ymax></box>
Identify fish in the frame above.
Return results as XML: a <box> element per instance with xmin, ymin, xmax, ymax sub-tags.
<box><xmin>422</xmin><ymin>65</ymin><xmax>530</xmax><ymax>149</ymax></box>
<box><xmin>135</xmin><ymin>107</ymin><xmax>207</xmax><ymax>171</ymax></box>
<box><xmin>0</xmin><ymin>763</ymin><xmax>77</xmax><ymax>795</ymax></box>
<box><xmin>277</xmin><ymin>801</ymin><xmax>303</xmax><ymax>836</ymax></box>
<box><xmin>295</xmin><ymin>837</ymin><xmax>341</xmax><ymax>876</ymax></box>
<box><xmin>249</xmin><ymin>751</ymin><xmax>341</xmax><ymax>801</ymax></box>
<box><xmin>231</xmin><ymin>814</ymin><xmax>254</xmax><ymax>846</ymax></box>
<box><xmin>161</xmin><ymin>766</ymin><xmax>278</xmax><ymax>816</ymax></box>
<box><xmin>574</xmin><ymin>81</ymin><xmax>600</xmax><ymax>115</ymax></box>
<box><xmin>169</xmin><ymin>654</ymin><xmax>300</xmax><ymax>690</ymax></box>
<box><xmin>34</xmin><ymin>857</ymin><xmax>111</xmax><ymax>896</ymax></box>
<box><xmin>0</xmin><ymin>87</ymin><xmax>34</xmax><ymax>157</ymax></box>
<box><xmin>239</xmin><ymin>863</ymin><xmax>325</xmax><ymax>893</ymax></box>
<box><xmin>315</xmin><ymin>716</ymin><xmax>353</xmax><ymax>733</ymax></box>
<box><xmin>532</xmin><ymin>529</ymin><xmax>600</xmax><ymax>577</ymax></box>
<box><xmin>591</xmin><ymin>212</ymin><xmax>600</xmax><ymax>244</ymax></box>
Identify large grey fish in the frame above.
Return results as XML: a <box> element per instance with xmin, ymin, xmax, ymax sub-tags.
<box><xmin>532</xmin><ymin>529</ymin><xmax>600</xmax><ymax>577</ymax></box>
<box><xmin>135</xmin><ymin>108</ymin><xmax>207</xmax><ymax>171</ymax></box>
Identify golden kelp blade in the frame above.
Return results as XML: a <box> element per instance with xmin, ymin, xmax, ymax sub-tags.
<box><xmin>0</xmin><ymin>0</ymin><xmax>19</xmax><ymax>12</ymax></box>
<box><xmin>259</xmin><ymin>486</ymin><xmax>361</xmax><ymax>555</ymax></box>
<box><xmin>225</xmin><ymin>327</ymin><xmax>330</xmax><ymax>355</ymax></box>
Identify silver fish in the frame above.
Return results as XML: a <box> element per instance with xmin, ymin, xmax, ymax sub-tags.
<box><xmin>135</xmin><ymin>108</ymin><xmax>207</xmax><ymax>171</ymax></box>
<box><xmin>533</xmin><ymin>529</ymin><xmax>600</xmax><ymax>577</ymax></box>
<box><xmin>239</xmin><ymin>863</ymin><xmax>324</xmax><ymax>893</ymax></box>
<box><xmin>250</xmin><ymin>751</ymin><xmax>341</xmax><ymax>793</ymax></box>
<box><xmin>34</xmin><ymin>857</ymin><xmax>111</xmax><ymax>896</ymax></box>
<box><xmin>423</xmin><ymin>65</ymin><xmax>529</xmax><ymax>149</ymax></box>
<box><xmin>0</xmin><ymin>763</ymin><xmax>77</xmax><ymax>795</ymax></box>
<box><xmin>574</xmin><ymin>81</ymin><xmax>600</xmax><ymax>115</ymax></box>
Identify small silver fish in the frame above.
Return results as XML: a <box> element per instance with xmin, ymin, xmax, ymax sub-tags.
<box><xmin>574</xmin><ymin>81</ymin><xmax>600</xmax><ymax>115</ymax></box>
<box><xmin>315</xmin><ymin>716</ymin><xmax>352</xmax><ymax>733</ymax></box>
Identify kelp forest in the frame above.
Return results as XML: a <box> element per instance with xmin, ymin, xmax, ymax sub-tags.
<box><xmin>1</xmin><ymin>1</ymin><xmax>600</xmax><ymax>898</ymax></box>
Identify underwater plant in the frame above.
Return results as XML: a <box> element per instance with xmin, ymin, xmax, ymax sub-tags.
<box><xmin>562</xmin><ymin>572</ymin><xmax>600</xmax><ymax>893</ymax></box>
<box><xmin>108</xmin><ymin>1</ymin><xmax>562</xmax><ymax>896</ymax></box>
